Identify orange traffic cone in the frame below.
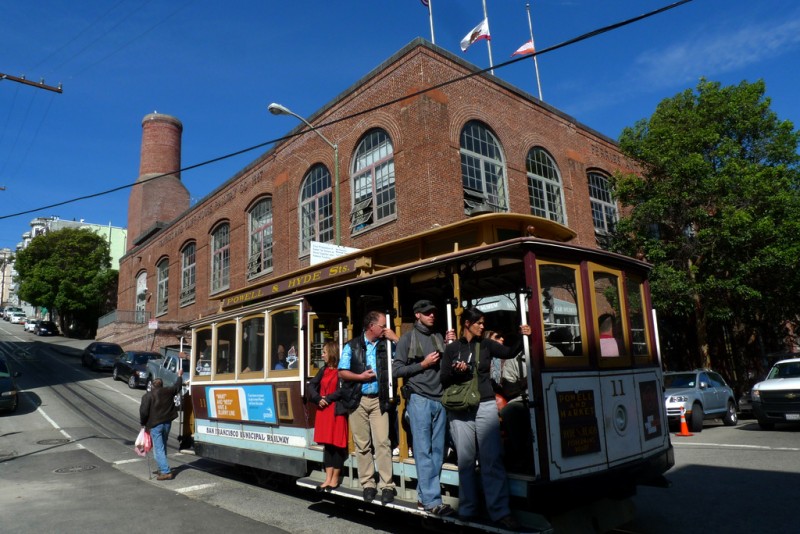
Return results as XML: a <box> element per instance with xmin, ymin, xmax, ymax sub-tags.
<box><xmin>675</xmin><ymin>406</ymin><xmax>693</xmax><ymax>437</ymax></box>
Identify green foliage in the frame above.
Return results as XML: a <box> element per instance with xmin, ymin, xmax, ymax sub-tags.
<box><xmin>613</xmin><ymin>79</ymin><xmax>800</xmax><ymax>378</ymax></box>
<box><xmin>14</xmin><ymin>227</ymin><xmax>118</xmax><ymax>336</ymax></box>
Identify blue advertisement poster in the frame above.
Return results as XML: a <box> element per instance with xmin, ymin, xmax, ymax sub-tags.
<box><xmin>207</xmin><ymin>385</ymin><xmax>277</xmax><ymax>424</ymax></box>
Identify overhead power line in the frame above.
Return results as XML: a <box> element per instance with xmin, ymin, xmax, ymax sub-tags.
<box><xmin>0</xmin><ymin>0</ymin><xmax>693</xmax><ymax>222</ymax></box>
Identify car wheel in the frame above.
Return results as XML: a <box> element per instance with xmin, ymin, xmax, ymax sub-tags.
<box><xmin>112</xmin><ymin>368</ymin><xmax>119</xmax><ymax>381</ymax></box>
<box><xmin>722</xmin><ymin>400</ymin><xmax>738</xmax><ymax>426</ymax></box>
<box><xmin>690</xmin><ymin>403</ymin><xmax>704</xmax><ymax>432</ymax></box>
<box><xmin>757</xmin><ymin>418</ymin><xmax>775</xmax><ymax>430</ymax></box>
<box><xmin>128</xmin><ymin>376</ymin><xmax>138</xmax><ymax>389</ymax></box>
<box><xmin>146</xmin><ymin>379</ymin><xmax>153</xmax><ymax>392</ymax></box>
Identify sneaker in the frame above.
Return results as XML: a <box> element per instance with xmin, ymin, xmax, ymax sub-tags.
<box><xmin>417</xmin><ymin>501</ymin><xmax>425</xmax><ymax>511</ymax></box>
<box><xmin>497</xmin><ymin>514</ymin><xmax>520</xmax><ymax>530</ymax></box>
<box><xmin>380</xmin><ymin>487</ymin><xmax>396</xmax><ymax>504</ymax></box>
<box><xmin>156</xmin><ymin>472</ymin><xmax>174</xmax><ymax>481</ymax></box>
<box><xmin>363</xmin><ymin>487</ymin><xmax>377</xmax><ymax>503</ymax></box>
<box><xmin>426</xmin><ymin>504</ymin><xmax>455</xmax><ymax>517</ymax></box>
<box><xmin>392</xmin><ymin>447</ymin><xmax>399</xmax><ymax>457</ymax></box>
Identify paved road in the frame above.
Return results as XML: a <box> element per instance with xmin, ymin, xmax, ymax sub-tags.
<box><xmin>0</xmin><ymin>326</ymin><xmax>418</xmax><ymax>534</ymax></box>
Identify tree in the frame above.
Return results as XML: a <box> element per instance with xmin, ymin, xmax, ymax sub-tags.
<box><xmin>14</xmin><ymin>227</ymin><xmax>118</xmax><ymax>337</ymax></box>
<box><xmin>613</xmin><ymin>79</ymin><xmax>800</xmax><ymax>387</ymax></box>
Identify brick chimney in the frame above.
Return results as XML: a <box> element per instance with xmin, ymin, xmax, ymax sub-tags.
<box><xmin>127</xmin><ymin>113</ymin><xmax>189</xmax><ymax>250</ymax></box>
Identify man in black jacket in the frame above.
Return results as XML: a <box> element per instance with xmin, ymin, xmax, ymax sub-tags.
<box><xmin>140</xmin><ymin>376</ymin><xmax>183</xmax><ymax>480</ymax></box>
<box><xmin>338</xmin><ymin>310</ymin><xmax>398</xmax><ymax>504</ymax></box>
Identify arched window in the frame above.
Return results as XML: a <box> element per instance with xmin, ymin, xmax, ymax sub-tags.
<box><xmin>588</xmin><ymin>172</ymin><xmax>618</xmax><ymax>235</ymax></box>
<box><xmin>135</xmin><ymin>271</ymin><xmax>147</xmax><ymax>323</ymax></box>
<box><xmin>460</xmin><ymin>121</ymin><xmax>508</xmax><ymax>214</ymax></box>
<box><xmin>350</xmin><ymin>129</ymin><xmax>396</xmax><ymax>232</ymax></box>
<box><xmin>210</xmin><ymin>223</ymin><xmax>230</xmax><ymax>293</ymax></box>
<box><xmin>299</xmin><ymin>164</ymin><xmax>333</xmax><ymax>254</ymax></box>
<box><xmin>526</xmin><ymin>147</ymin><xmax>565</xmax><ymax>223</ymax></box>
<box><xmin>248</xmin><ymin>198</ymin><xmax>273</xmax><ymax>278</ymax></box>
<box><xmin>180</xmin><ymin>242</ymin><xmax>196</xmax><ymax>306</ymax></box>
<box><xmin>156</xmin><ymin>258</ymin><xmax>169</xmax><ymax>316</ymax></box>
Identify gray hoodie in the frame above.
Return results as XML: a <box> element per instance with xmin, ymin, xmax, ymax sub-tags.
<box><xmin>392</xmin><ymin>322</ymin><xmax>446</xmax><ymax>399</ymax></box>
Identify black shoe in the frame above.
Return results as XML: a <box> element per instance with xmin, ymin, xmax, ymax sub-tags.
<box><xmin>380</xmin><ymin>487</ymin><xmax>396</xmax><ymax>504</ymax></box>
<box><xmin>363</xmin><ymin>487</ymin><xmax>377</xmax><ymax>503</ymax></box>
<box><xmin>497</xmin><ymin>514</ymin><xmax>520</xmax><ymax>530</ymax></box>
<box><xmin>315</xmin><ymin>485</ymin><xmax>325</xmax><ymax>493</ymax></box>
<box><xmin>427</xmin><ymin>504</ymin><xmax>455</xmax><ymax>517</ymax></box>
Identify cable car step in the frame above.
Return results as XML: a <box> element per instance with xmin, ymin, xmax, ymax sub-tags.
<box><xmin>296</xmin><ymin>477</ymin><xmax>553</xmax><ymax>533</ymax></box>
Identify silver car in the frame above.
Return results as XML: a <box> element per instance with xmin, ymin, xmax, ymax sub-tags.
<box><xmin>663</xmin><ymin>369</ymin><xmax>738</xmax><ymax>432</ymax></box>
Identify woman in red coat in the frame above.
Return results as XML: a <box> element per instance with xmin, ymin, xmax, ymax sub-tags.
<box><xmin>307</xmin><ymin>341</ymin><xmax>349</xmax><ymax>491</ymax></box>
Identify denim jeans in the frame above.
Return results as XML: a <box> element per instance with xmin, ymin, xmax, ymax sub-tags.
<box><xmin>407</xmin><ymin>393</ymin><xmax>447</xmax><ymax>508</ymax></box>
<box><xmin>448</xmin><ymin>399</ymin><xmax>510</xmax><ymax>521</ymax></box>
<box><xmin>150</xmin><ymin>421</ymin><xmax>172</xmax><ymax>474</ymax></box>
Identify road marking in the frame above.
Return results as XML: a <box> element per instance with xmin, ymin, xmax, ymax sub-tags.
<box><xmin>673</xmin><ymin>441</ymin><xmax>800</xmax><ymax>452</ymax></box>
<box><xmin>114</xmin><ymin>458</ymin><xmax>143</xmax><ymax>465</ymax></box>
<box><xmin>175</xmin><ymin>483</ymin><xmax>216</xmax><ymax>494</ymax></box>
<box><xmin>36</xmin><ymin>406</ymin><xmax>85</xmax><ymax>449</ymax></box>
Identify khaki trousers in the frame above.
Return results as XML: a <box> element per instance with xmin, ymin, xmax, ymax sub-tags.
<box><xmin>348</xmin><ymin>395</ymin><xmax>395</xmax><ymax>490</ymax></box>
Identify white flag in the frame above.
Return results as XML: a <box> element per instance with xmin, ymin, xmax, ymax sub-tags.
<box><xmin>512</xmin><ymin>40</ymin><xmax>535</xmax><ymax>57</ymax></box>
<box><xmin>460</xmin><ymin>18</ymin><xmax>490</xmax><ymax>52</ymax></box>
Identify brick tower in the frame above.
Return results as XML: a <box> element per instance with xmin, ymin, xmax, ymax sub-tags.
<box><xmin>127</xmin><ymin>112</ymin><xmax>189</xmax><ymax>250</ymax></box>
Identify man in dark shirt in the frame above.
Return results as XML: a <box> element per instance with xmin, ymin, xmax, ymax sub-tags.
<box><xmin>139</xmin><ymin>375</ymin><xmax>183</xmax><ymax>480</ymax></box>
<box><xmin>392</xmin><ymin>300</ymin><xmax>455</xmax><ymax>516</ymax></box>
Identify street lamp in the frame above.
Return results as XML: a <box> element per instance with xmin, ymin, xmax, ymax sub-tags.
<box><xmin>268</xmin><ymin>103</ymin><xmax>341</xmax><ymax>246</ymax></box>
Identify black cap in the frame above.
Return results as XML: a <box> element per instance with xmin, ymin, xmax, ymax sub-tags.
<box><xmin>413</xmin><ymin>299</ymin><xmax>436</xmax><ymax>314</ymax></box>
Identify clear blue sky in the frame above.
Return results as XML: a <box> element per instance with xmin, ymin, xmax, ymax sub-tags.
<box><xmin>1</xmin><ymin>0</ymin><xmax>798</xmax><ymax>251</ymax></box>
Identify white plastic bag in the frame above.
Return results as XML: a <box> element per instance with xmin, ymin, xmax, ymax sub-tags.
<box><xmin>134</xmin><ymin>427</ymin><xmax>152</xmax><ymax>457</ymax></box>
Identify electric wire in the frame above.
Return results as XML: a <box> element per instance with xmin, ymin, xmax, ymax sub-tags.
<box><xmin>0</xmin><ymin>0</ymin><xmax>693</xmax><ymax>222</ymax></box>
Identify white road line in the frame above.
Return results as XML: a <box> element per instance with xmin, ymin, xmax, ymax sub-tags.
<box><xmin>114</xmin><ymin>458</ymin><xmax>143</xmax><ymax>465</ymax></box>
<box><xmin>673</xmin><ymin>441</ymin><xmax>800</xmax><ymax>452</ymax></box>
<box><xmin>36</xmin><ymin>406</ymin><xmax>84</xmax><ymax>449</ymax></box>
<box><xmin>175</xmin><ymin>483</ymin><xmax>216</xmax><ymax>494</ymax></box>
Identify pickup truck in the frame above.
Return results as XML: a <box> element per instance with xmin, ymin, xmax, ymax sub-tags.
<box><xmin>145</xmin><ymin>348</ymin><xmax>190</xmax><ymax>392</ymax></box>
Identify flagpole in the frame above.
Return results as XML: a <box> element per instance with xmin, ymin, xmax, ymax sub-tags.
<box><xmin>482</xmin><ymin>0</ymin><xmax>494</xmax><ymax>75</ymax></box>
<box><xmin>526</xmin><ymin>1</ymin><xmax>543</xmax><ymax>100</ymax></box>
<box><xmin>428</xmin><ymin>0</ymin><xmax>435</xmax><ymax>44</ymax></box>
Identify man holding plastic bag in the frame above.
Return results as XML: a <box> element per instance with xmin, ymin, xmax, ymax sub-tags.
<box><xmin>139</xmin><ymin>375</ymin><xmax>183</xmax><ymax>480</ymax></box>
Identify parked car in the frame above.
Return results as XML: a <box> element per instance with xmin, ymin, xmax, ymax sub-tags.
<box><xmin>113</xmin><ymin>351</ymin><xmax>161</xmax><ymax>389</ymax></box>
<box><xmin>146</xmin><ymin>349</ymin><xmax>190</xmax><ymax>391</ymax></box>
<box><xmin>81</xmin><ymin>342</ymin><xmax>125</xmax><ymax>371</ymax></box>
<box><xmin>751</xmin><ymin>358</ymin><xmax>800</xmax><ymax>430</ymax></box>
<box><xmin>34</xmin><ymin>321</ymin><xmax>58</xmax><ymax>336</ymax></box>
<box><xmin>24</xmin><ymin>319</ymin><xmax>39</xmax><ymax>333</ymax></box>
<box><xmin>9</xmin><ymin>312</ymin><xmax>26</xmax><ymax>325</ymax></box>
<box><xmin>0</xmin><ymin>357</ymin><xmax>22</xmax><ymax>413</ymax></box>
<box><xmin>2</xmin><ymin>306</ymin><xmax>23</xmax><ymax>320</ymax></box>
<box><xmin>663</xmin><ymin>369</ymin><xmax>738</xmax><ymax>432</ymax></box>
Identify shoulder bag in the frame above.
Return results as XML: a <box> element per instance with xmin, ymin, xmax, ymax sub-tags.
<box><xmin>441</xmin><ymin>342</ymin><xmax>481</xmax><ymax>411</ymax></box>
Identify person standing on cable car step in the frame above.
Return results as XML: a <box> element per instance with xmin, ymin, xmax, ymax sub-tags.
<box><xmin>338</xmin><ymin>310</ymin><xmax>399</xmax><ymax>505</ymax></box>
<box><xmin>440</xmin><ymin>307</ymin><xmax>531</xmax><ymax>530</ymax></box>
<box><xmin>393</xmin><ymin>299</ymin><xmax>456</xmax><ymax>516</ymax></box>
<box><xmin>307</xmin><ymin>341</ymin><xmax>348</xmax><ymax>492</ymax></box>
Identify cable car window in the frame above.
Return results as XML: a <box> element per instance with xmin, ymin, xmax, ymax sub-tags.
<box><xmin>241</xmin><ymin>314</ymin><xmax>266</xmax><ymax>375</ymax></box>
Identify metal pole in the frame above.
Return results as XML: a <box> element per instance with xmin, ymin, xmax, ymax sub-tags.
<box><xmin>526</xmin><ymin>2</ymin><xmax>544</xmax><ymax>100</ymax></box>
<box><xmin>482</xmin><ymin>0</ymin><xmax>494</xmax><ymax>75</ymax></box>
<box><xmin>427</xmin><ymin>0</ymin><xmax>435</xmax><ymax>44</ymax></box>
<box><xmin>518</xmin><ymin>289</ymin><xmax>541</xmax><ymax>477</ymax></box>
<box><xmin>386</xmin><ymin>310</ymin><xmax>394</xmax><ymax>401</ymax></box>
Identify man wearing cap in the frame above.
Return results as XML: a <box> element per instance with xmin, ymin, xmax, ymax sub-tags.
<box><xmin>393</xmin><ymin>299</ymin><xmax>456</xmax><ymax>516</ymax></box>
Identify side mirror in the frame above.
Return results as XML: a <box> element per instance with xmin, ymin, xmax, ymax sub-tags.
<box><xmin>699</xmin><ymin>381</ymin><xmax>708</xmax><ymax>389</ymax></box>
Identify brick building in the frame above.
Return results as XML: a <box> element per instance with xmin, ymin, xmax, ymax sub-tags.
<box><xmin>100</xmin><ymin>39</ymin><xmax>637</xmax><ymax>350</ymax></box>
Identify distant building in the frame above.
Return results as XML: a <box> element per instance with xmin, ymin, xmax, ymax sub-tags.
<box><xmin>0</xmin><ymin>248</ymin><xmax>13</xmax><ymax>306</ymax></box>
<box><xmin>100</xmin><ymin>39</ymin><xmax>638</xmax><ymax>350</ymax></box>
<box><xmin>26</xmin><ymin>217</ymin><xmax>127</xmax><ymax>269</ymax></box>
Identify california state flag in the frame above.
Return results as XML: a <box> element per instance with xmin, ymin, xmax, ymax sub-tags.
<box><xmin>460</xmin><ymin>18</ymin><xmax>490</xmax><ymax>52</ymax></box>
<box><xmin>512</xmin><ymin>40</ymin><xmax>535</xmax><ymax>57</ymax></box>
